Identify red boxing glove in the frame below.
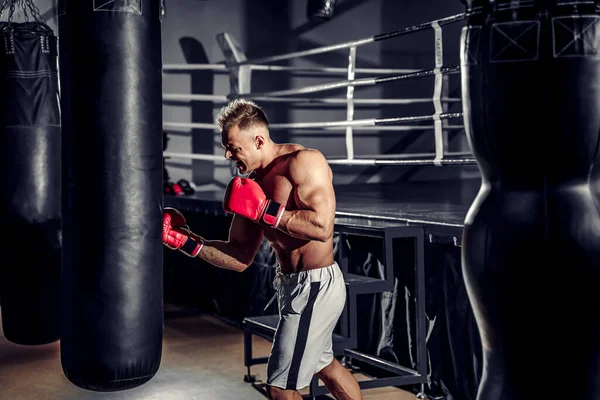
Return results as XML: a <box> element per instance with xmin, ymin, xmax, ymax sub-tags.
<box><xmin>171</xmin><ymin>183</ymin><xmax>184</xmax><ymax>196</ymax></box>
<box><xmin>223</xmin><ymin>177</ymin><xmax>285</xmax><ymax>228</ymax></box>
<box><xmin>162</xmin><ymin>207</ymin><xmax>203</xmax><ymax>257</ymax></box>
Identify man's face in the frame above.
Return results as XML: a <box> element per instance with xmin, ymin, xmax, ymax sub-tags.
<box><xmin>221</xmin><ymin>124</ymin><xmax>259</xmax><ymax>174</ymax></box>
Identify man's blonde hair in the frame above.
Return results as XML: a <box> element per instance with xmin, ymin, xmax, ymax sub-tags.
<box><xmin>216</xmin><ymin>99</ymin><xmax>269</xmax><ymax>134</ymax></box>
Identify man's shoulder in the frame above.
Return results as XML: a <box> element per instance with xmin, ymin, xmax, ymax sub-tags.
<box><xmin>286</xmin><ymin>148</ymin><xmax>329</xmax><ymax>180</ymax></box>
<box><xmin>287</xmin><ymin>147</ymin><xmax>326</xmax><ymax>164</ymax></box>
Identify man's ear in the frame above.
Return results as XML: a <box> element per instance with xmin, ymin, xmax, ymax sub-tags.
<box><xmin>255</xmin><ymin>135</ymin><xmax>265</xmax><ymax>149</ymax></box>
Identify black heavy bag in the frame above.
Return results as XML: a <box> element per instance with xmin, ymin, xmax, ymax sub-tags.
<box><xmin>460</xmin><ymin>1</ymin><xmax>600</xmax><ymax>399</ymax></box>
<box><xmin>58</xmin><ymin>0</ymin><xmax>164</xmax><ymax>391</ymax></box>
<box><xmin>0</xmin><ymin>21</ymin><xmax>61</xmax><ymax>345</ymax></box>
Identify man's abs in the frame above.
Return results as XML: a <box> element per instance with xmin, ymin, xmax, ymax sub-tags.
<box><xmin>267</xmin><ymin>233</ymin><xmax>335</xmax><ymax>274</ymax></box>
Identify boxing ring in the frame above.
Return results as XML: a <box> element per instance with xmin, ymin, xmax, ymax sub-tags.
<box><xmin>162</xmin><ymin>12</ymin><xmax>473</xmax><ymax>168</ymax></box>
<box><xmin>162</xmin><ymin>10</ymin><xmax>481</xmax><ymax>400</ymax></box>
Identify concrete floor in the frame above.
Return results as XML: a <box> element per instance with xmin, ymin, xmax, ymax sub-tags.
<box><xmin>0</xmin><ymin>304</ymin><xmax>417</xmax><ymax>400</ymax></box>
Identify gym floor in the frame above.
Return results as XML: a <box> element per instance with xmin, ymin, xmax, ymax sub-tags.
<box><xmin>0</xmin><ymin>304</ymin><xmax>417</xmax><ymax>400</ymax></box>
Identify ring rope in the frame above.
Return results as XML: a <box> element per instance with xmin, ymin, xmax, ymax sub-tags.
<box><xmin>163</xmin><ymin>123</ymin><xmax>465</xmax><ymax>132</ymax></box>
<box><xmin>162</xmin><ymin>93</ymin><xmax>460</xmax><ymax>105</ymax></box>
<box><xmin>229</xmin><ymin>65</ymin><xmax>461</xmax><ymax>98</ymax></box>
<box><xmin>162</xmin><ymin>63</ymin><xmax>419</xmax><ymax>76</ymax></box>
<box><xmin>230</xmin><ymin>13</ymin><xmax>466</xmax><ymax>67</ymax></box>
<box><xmin>163</xmin><ymin>151</ymin><xmax>476</xmax><ymax>166</ymax></box>
<box><xmin>163</xmin><ymin>113</ymin><xmax>463</xmax><ymax>131</ymax></box>
<box><xmin>326</xmin><ymin>158</ymin><xmax>476</xmax><ymax>166</ymax></box>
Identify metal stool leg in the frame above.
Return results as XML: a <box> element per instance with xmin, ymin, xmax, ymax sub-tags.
<box><xmin>416</xmin><ymin>383</ymin><xmax>429</xmax><ymax>399</ymax></box>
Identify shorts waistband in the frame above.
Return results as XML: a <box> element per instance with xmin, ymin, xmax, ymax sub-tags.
<box><xmin>275</xmin><ymin>262</ymin><xmax>342</xmax><ymax>286</ymax></box>
<box><xmin>263</xmin><ymin>262</ymin><xmax>342</xmax><ymax>312</ymax></box>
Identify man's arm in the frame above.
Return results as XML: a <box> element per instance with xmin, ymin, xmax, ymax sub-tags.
<box><xmin>276</xmin><ymin>150</ymin><xmax>336</xmax><ymax>242</ymax></box>
<box><xmin>190</xmin><ymin>215</ymin><xmax>264</xmax><ymax>272</ymax></box>
<box><xmin>163</xmin><ymin>208</ymin><xmax>264</xmax><ymax>273</ymax></box>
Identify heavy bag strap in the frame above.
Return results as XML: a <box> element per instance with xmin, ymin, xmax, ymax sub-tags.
<box><xmin>1</xmin><ymin>23</ymin><xmax>55</xmax><ymax>56</ymax></box>
<box><xmin>0</xmin><ymin>22</ymin><xmax>14</xmax><ymax>55</ymax></box>
<box><xmin>0</xmin><ymin>0</ymin><xmax>55</xmax><ymax>57</ymax></box>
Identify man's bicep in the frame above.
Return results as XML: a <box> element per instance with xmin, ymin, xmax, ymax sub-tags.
<box><xmin>296</xmin><ymin>177</ymin><xmax>336</xmax><ymax>214</ymax></box>
<box><xmin>228</xmin><ymin>215</ymin><xmax>264</xmax><ymax>257</ymax></box>
<box><xmin>292</xmin><ymin>151</ymin><xmax>336</xmax><ymax>213</ymax></box>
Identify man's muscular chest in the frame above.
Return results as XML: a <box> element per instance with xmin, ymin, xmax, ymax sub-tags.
<box><xmin>259</xmin><ymin>172</ymin><xmax>305</xmax><ymax>247</ymax></box>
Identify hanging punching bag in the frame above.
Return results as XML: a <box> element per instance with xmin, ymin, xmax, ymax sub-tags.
<box><xmin>58</xmin><ymin>0</ymin><xmax>164</xmax><ymax>391</ymax></box>
<box><xmin>0</xmin><ymin>18</ymin><xmax>62</xmax><ymax>345</ymax></box>
<box><xmin>460</xmin><ymin>1</ymin><xmax>600</xmax><ymax>399</ymax></box>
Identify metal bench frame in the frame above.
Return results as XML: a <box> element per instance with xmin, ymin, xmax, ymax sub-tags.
<box><xmin>243</xmin><ymin>224</ymin><xmax>428</xmax><ymax>399</ymax></box>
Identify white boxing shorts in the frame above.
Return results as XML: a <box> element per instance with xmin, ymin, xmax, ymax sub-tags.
<box><xmin>266</xmin><ymin>262</ymin><xmax>346</xmax><ymax>390</ymax></box>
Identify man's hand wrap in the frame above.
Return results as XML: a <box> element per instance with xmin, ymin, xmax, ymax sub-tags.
<box><xmin>162</xmin><ymin>207</ymin><xmax>204</xmax><ymax>257</ymax></box>
<box><xmin>223</xmin><ymin>177</ymin><xmax>285</xmax><ymax>228</ymax></box>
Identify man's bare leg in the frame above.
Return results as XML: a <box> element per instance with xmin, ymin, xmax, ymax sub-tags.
<box><xmin>316</xmin><ymin>358</ymin><xmax>362</xmax><ymax>400</ymax></box>
<box><xmin>266</xmin><ymin>385</ymin><xmax>303</xmax><ymax>400</ymax></box>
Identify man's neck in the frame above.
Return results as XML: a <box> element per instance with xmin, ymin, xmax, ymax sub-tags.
<box><xmin>254</xmin><ymin>143</ymin><xmax>281</xmax><ymax>180</ymax></box>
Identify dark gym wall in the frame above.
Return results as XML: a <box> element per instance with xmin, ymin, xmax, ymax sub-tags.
<box><xmin>242</xmin><ymin>0</ymin><xmax>291</xmax><ymax>147</ymax></box>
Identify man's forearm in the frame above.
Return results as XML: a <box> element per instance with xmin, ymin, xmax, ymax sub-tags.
<box><xmin>188</xmin><ymin>233</ymin><xmax>250</xmax><ymax>272</ymax></box>
<box><xmin>276</xmin><ymin>209</ymin><xmax>332</xmax><ymax>242</ymax></box>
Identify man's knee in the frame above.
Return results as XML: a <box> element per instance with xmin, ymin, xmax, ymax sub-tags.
<box><xmin>266</xmin><ymin>384</ymin><xmax>294</xmax><ymax>400</ymax></box>
<box><xmin>266</xmin><ymin>385</ymin><xmax>279</xmax><ymax>399</ymax></box>
<box><xmin>316</xmin><ymin>358</ymin><xmax>338</xmax><ymax>380</ymax></box>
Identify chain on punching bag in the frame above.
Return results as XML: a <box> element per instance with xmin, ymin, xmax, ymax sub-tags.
<box><xmin>0</xmin><ymin>0</ymin><xmax>61</xmax><ymax>345</ymax></box>
<box><xmin>58</xmin><ymin>0</ymin><xmax>164</xmax><ymax>391</ymax></box>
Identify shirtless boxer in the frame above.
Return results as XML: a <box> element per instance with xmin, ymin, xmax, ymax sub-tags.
<box><xmin>162</xmin><ymin>99</ymin><xmax>362</xmax><ymax>400</ymax></box>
